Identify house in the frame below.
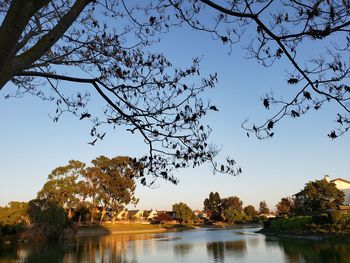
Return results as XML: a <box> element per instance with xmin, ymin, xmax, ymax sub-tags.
<box><xmin>193</xmin><ymin>210</ymin><xmax>209</xmax><ymax>219</ymax></box>
<box><xmin>143</xmin><ymin>209</ymin><xmax>158</xmax><ymax>221</ymax></box>
<box><xmin>128</xmin><ymin>210</ymin><xmax>144</xmax><ymax>220</ymax></box>
<box><xmin>116</xmin><ymin>209</ymin><xmax>128</xmax><ymax>220</ymax></box>
<box><xmin>326</xmin><ymin>176</ymin><xmax>350</xmax><ymax>205</ymax></box>
<box><xmin>294</xmin><ymin>175</ymin><xmax>350</xmax><ymax>210</ymax></box>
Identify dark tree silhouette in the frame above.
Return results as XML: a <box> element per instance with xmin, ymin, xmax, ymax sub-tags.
<box><xmin>0</xmin><ymin>0</ymin><xmax>240</xmax><ymax>183</ymax></box>
<box><xmin>167</xmin><ymin>0</ymin><xmax>350</xmax><ymax>139</ymax></box>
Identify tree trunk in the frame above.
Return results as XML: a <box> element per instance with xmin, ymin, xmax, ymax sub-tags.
<box><xmin>99</xmin><ymin>208</ymin><xmax>106</xmax><ymax>225</ymax></box>
<box><xmin>90</xmin><ymin>208</ymin><xmax>94</xmax><ymax>225</ymax></box>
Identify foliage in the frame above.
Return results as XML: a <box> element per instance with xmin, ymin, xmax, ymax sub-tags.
<box><xmin>243</xmin><ymin>205</ymin><xmax>258</xmax><ymax>219</ymax></box>
<box><xmin>265</xmin><ymin>213</ymin><xmax>350</xmax><ymax>236</ymax></box>
<box><xmin>312</xmin><ymin>214</ymin><xmax>330</xmax><ymax>225</ymax></box>
<box><xmin>276</xmin><ymin>197</ymin><xmax>295</xmax><ymax>216</ymax></box>
<box><xmin>156</xmin><ymin>212</ymin><xmax>174</xmax><ymax>223</ymax></box>
<box><xmin>172</xmin><ymin>202</ymin><xmax>195</xmax><ymax>222</ymax></box>
<box><xmin>85</xmin><ymin>156</ymin><xmax>141</xmax><ymax>223</ymax></box>
<box><xmin>37</xmin><ymin>160</ymin><xmax>86</xmax><ymax>217</ymax></box>
<box><xmin>37</xmin><ymin>156</ymin><xmax>141</xmax><ymax>224</ymax></box>
<box><xmin>259</xmin><ymin>201</ymin><xmax>270</xmax><ymax>215</ymax></box>
<box><xmin>265</xmin><ymin>216</ymin><xmax>312</xmax><ymax>232</ymax></box>
<box><xmin>203</xmin><ymin>192</ymin><xmax>222</xmax><ymax>220</ymax></box>
<box><xmin>221</xmin><ymin>196</ymin><xmax>243</xmax><ymax>211</ymax></box>
<box><xmin>297</xmin><ymin>179</ymin><xmax>345</xmax><ymax>213</ymax></box>
<box><xmin>170</xmin><ymin>0</ymin><xmax>350</xmax><ymax>138</ymax></box>
<box><xmin>0</xmin><ymin>0</ymin><xmax>241</xmax><ymax>184</ymax></box>
<box><xmin>27</xmin><ymin>199</ymin><xmax>67</xmax><ymax>239</ymax></box>
<box><xmin>0</xmin><ymin>202</ymin><xmax>28</xmax><ymax>235</ymax></box>
<box><xmin>222</xmin><ymin>208</ymin><xmax>244</xmax><ymax>224</ymax></box>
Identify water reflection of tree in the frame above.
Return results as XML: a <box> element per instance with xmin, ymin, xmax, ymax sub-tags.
<box><xmin>173</xmin><ymin>243</ymin><xmax>194</xmax><ymax>258</ymax></box>
<box><xmin>266</xmin><ymin>237</ymin><xmax>350</xmax><ymax>263</ymax></box>
<box><xmin>206</xmin><ymin>240</ymin><xmax>247</xmax><ymax>263</ymax></box>
<box><xmin>23</xmin><ymin>242</ymin><xmax>65</xmax><ymax>263</ymax></box>
<box><xmin>0</xmin><ymin>234</ymin><xmax>162</xmax><ymax>263</ymax></box>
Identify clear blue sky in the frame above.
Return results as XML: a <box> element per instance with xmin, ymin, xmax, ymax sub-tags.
<box><xmin>0</xmin><ymin>15</ymin><xmax>349</xmax><ymax>212</ymax></box>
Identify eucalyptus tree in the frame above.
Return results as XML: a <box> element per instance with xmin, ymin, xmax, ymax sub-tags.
<box><xmin>37</xmin><ymin>160</ymin><xmax>87</xmax><ymax>219</ymax></box>
<box><xmin>85</xmin><ymin>156</ymin><xmax>141</xmax><ymax>224</ymax></box>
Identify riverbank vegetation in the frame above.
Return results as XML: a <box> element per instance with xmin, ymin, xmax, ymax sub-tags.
<box><xmin>1</xmin><ymin>160</ymin><xmax>267</xmax><ymax>241</ymax></box>
<box><xmin>262</xmin><ymin>178</ymin><xmax>350</xmax><ymax>238</ymax></box>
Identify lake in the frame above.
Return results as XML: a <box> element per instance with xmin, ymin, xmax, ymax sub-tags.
<box><xmin>1</xmin><ymin>226</ymin><xmax>349</xmax><ymax>262</ymax></box>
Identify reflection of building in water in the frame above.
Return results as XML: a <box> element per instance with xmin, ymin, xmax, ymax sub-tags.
<box><xmin>207</xmin><ymin>240</ymin><xmax>247</xmax><ymax>263</ymax></box>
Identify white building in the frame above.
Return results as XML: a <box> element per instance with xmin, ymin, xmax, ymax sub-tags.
<box><xmin>324</xmin><ymin>175</ymin><xmax>350</xmax><ymax>205</ymax></box>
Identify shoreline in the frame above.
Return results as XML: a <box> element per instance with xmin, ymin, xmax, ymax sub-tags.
<box><xmin>76</xmin><ymin>227</ymin><xmax>168</xmax><ymax>237</ymax></box>
<box><xmin>257</xmin><ymin>228</ymin><xmax>350</xmax><ymax>241</ymax></box>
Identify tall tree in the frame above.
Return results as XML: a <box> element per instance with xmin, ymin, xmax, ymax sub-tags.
<box><xmin>204</xmin><ymin>192</ymin><xmax>222</xmax><ymax>220</ymax></box>
<box><xmin>221</xmin><ymin>196</ymin><xmax>243</xmax><ymax>211</ymax></box>
<box><xmin>259</xmin><ymin>201</ymin><xmax>270</xmax><ymax>215</ymax></box>
<box><xmin>297</xmin><ymin>178</ymin><xmax>345</xmax><ymax>213</ymax></box>
<box><xmin>172</xmin><ymin>202</ymin><xmax>195</xmax><ymax>222</ymax></box>
<box><xmin>243</xmin><ymin>205</ymin><xmax>258</xmax><ymax>219</ymax></box>
<box><xmin>37</xmin><ymin>160</ymin><xmax>87</xmax><ymax>218</ymax></box>
<box><xmin>0</xmin><ymin>1</ymin><xmax>239</xmax><ymax>183</ymax></box>
<box><xmin>85</xmin><ymin>156</ymin><xmax>141</xmax><ymax>224</ymax></box>
<box><xmin>276</xmin><ymin>197</ymin><xmax>295</xmax><ymax>216</ymax></box>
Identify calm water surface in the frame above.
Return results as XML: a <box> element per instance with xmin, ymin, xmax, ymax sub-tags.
<box><xmin>1</xmin><ymin>227</ymin><xmax>349</xmax><ymax>263</ymax></box>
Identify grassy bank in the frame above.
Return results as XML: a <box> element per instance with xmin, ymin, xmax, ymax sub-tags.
<box><xmin>77</xmin><ymin>223</ymin><xmax>167</xmax><ymax>236</ymax></box>
<box><xmin>259</xmin><ymin>214</ymin><xmax>350</xmax><ymax>239</ymax></box>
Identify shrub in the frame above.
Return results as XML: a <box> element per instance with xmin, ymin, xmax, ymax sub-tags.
<box><xmin>266</xmin><ymin>216</ymin><xmax>312</xmax><ymax>232</ymax></box>
<box><xmin>312</xmin><ymin>214</ymin><xmax>329</xmax><ymax>225</ymax></box>
<box><xmin>327</xmin><ymin>210</ymin><xmax>343</xmax><ymax>224</ymax></box>
<box><xmin>27</xmin><ymin>199</ymin><xmax>68</xmax><ymax>239</ymax></box>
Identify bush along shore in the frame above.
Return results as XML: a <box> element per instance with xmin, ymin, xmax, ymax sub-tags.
<box><xmin>258</xmin><ymin>211</ymin><xmax>350</xmax><ymax>240</ymax></box>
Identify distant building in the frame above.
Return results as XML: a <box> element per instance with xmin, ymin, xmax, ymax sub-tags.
<box><xmin>143</xmin><ymin>209</ymin><xmax>158</xmax><ymax>220</ymax></box>
<box><xmin>128</xmin><ymin>210</ymin><xmax>144</xmax><ymax>220</ymax></box>
<box><xmin>294</xmin><ymin>175</ymin><xmax>350</xmax><ymax>210</ymax></box>
<box><xmin>327</xmin><ymin>177</ymin><xmax>350</xmax><ymax>205</ymax></box>
<box><xmin>193</xmin><ymin>210</ymin><xmax>209</xmax><ymax>219</ymax></box>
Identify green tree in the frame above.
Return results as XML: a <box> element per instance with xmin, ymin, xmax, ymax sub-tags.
<box><xmin>0</xmin><ymin>201</ymin><xmax>28</xmax><ymax>225</ymax></box>
<box><xmin>172</xmin><ymin>202</ymin><xmax>195</xmax><ymax>223</ymax></box>
<box><xmin>243</xmin><ymin>205</ymin><xmax>258</xmax><ymax>220</ymax></box>
<box><xmin>221</xmin><ymin>196</ymin><xmax>243</xmax><ymax>211</ymax></box>
<box><xmin>0</xmin><ymin>202</ymin><xmax>28</xmax><ymax>235</ymax></box>
<box><xmin>222</xmin><ymin>208</ymin><xmax>244</xmax><ymax>224</ymax></box>
<box><xmin>276</xmin><ymin>197</ymin><xmax>295</xmax><ymax>216</ymax></box>
<box><xmin>37</xmin><ymin>160</ymin><xmax>87</xmax><ymax>219</ymax></box>
<box><xmin>27</xmin><ymin>199</ymin><xmax>67</xmax><ymax>239</ymax></box>
<box><xmin>298</xmin><ymin>179</ymin><xmax>345</xmax><ymax>213</ymax></box>
<box><xmin>204</xmin><ymin>192</ymin><xmax>222</xmax><ymax>220</ymax></box>
<box><xmin>85</xmin><ymin>156</ymin><xmax>141</xmax><ymax>224</ymax></box>
<box><xmin>259</xmin><ymin>201</ymin><xmax>270</xmax><ymax>215</ymax></box>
